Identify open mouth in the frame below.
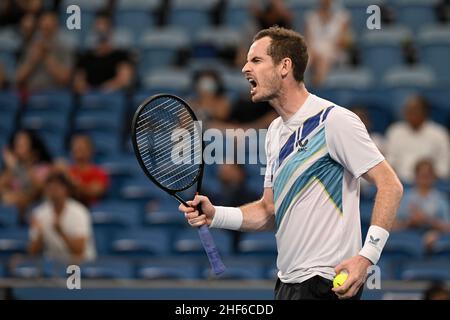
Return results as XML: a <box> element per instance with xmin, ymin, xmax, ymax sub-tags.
<box><xmin>246</xmin><ymin>77</ymin><xmax>257</xmax><ymax>93</ymax></box>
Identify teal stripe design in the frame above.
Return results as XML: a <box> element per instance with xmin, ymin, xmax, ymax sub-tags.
<box><xmin>273</xmin><ymin>127</ymin><xmax>326</xmax><ymax>203</ymax></box>
<box><xmin>275</xmin><ymin>154</ymin><xmax>344</xmax><ymax>229</ymax></box>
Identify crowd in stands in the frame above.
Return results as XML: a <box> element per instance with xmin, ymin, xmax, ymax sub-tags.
<box><xmin>0</xmin><ymin>0</ymin><xmax>448</xmax><ymax>287</ymax></box>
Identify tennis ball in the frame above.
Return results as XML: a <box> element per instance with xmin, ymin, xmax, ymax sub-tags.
<box><xmin>333</xmin><ymin>272</ymin><xmax>348</xmax><ymax>288</ymax></box>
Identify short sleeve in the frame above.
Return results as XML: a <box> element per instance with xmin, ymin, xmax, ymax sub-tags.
<box><xmin>325</xmin><ymin>108</ymin><xmax>384</xmax><ymax>178</ymax></box>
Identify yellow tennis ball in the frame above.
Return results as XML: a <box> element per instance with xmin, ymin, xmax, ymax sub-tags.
<box><xmin>333</xmin><ymin>272</ymin><xmax>348</xmax><ymax>288</ymax></box>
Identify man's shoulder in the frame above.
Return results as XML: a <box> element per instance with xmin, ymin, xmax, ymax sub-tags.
<box><xmin>267</xmin><ymin>116</ymin><xmax>283</xmax><ymax>133</ymax></box>
<box><xmin>66</xmin><ymin>199</ymin><xmax>90</xmax><ymax>215</ymax></box>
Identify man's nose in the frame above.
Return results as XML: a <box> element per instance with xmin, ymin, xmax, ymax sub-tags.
<box><xmin>242</xmin><ymin>62</ymin><xmax>250</xmax><ymax>74</ymax></box>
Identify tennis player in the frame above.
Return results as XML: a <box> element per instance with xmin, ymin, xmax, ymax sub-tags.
<box><xmin>179</xmin><ymin>26</ymin><xmax>403</xmax><ymax>300</ymax></box>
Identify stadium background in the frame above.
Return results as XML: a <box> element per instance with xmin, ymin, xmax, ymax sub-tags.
<box><xmin>0</xmin><ymin>0</ymin><xmax>449</xmax><ymax>300</ymax></box>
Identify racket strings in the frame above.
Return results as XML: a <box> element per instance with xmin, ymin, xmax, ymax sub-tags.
<box><xmin>135</xmin><ymin>96</ymin><xmax>202</xmax><ymax>191</ymax></box>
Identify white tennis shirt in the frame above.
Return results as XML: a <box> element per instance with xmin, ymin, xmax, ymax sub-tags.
<box><xmin>264</xmin><ymin>93</ymin><xmax>384</xmax><ymax>283</ymax></box>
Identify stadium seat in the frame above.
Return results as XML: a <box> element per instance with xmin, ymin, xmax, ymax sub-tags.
<box><xmin>431</xmin><ymin>234</ymin><xmax>450</xmax><ymax>257</ymax></box>
<box><xmin>360</xmin><ymin>26</ymin><xmax>412</xmax><ymax>79</ymax></box>
<box><xmin>322</xmin><ymin>67</ymin><xmax>374</xmax><ymax>89</ymax></box>
<box><xmin>137</xmin><ymin>259</ymin><xmax>200</xmax><ymax>279</ymax></box>
<box><xmin>418</xmin><ymin>25</ymin><xmax>450</xmax><ymax>84</ymax></box>
<box><xmin>173</xmin><ymin>229</ymin><xmax>232</xmax><ymax>256</ymax></box>
<box><xmin>0</xmin><ymin>205</ymin><xmax>18</xmax><ymax>228</ymax></box>
<box><xmin>88</xmin><ymin>132</ymin><xmax>122</xmax><ymax>158</ymax></box>
<box><xmin>80</xmin><ymin>92</ymin><xmax>126</xmax><ymax>112</ymax></box>
<box><xmin>84</xmin><ymin>28</ymin><xmax>135</xmax><ymax>50</ymax></box>
<box><xmin>9</xmin><ymin>257</ymin><xmax>53</xmax><ymax>278</ymax></box>
<box><xmin>120</xmin><ymin>176</ymin><xmax>164</xmax><ymax>201</ymax></box>
<box><xmin>144</xmin><ymin>197</ymin><xmax>186</xmax><ymax>226</ymax></box>
<box><xmin>79</xmin><ymin>258</ymin><xmax>134</xmax><ymax>279</ymax></box>
<box><xmin>141</xmin><ymin>69</ymin><xmax>192</xmax><ymax>95</ymax></box>
<box><xmin>224</xmin><ymin>0</ymin><xmax>255</xmax><ymax>29</ymax></box>
<box><xmin>194</xmin><ymin>27</ymin><xmax>242</xmax><ymax>51</ymax></box>
<box><xmin>383</xmin><ymin>230</ymin><xmax>424</xmax><ymax>259</ymax></box>
<box><xmin>0</xmin><ymin>228</ymin><xmax>28</xmax><ymax>257</ymax></box>
<box><xmin>238</xmin><ymin>232</ymin><xmax>277</xmax><ymax>256</ymax></box>
<box><xmin>343</xmin><ymin>0</ymin><xmax>386</xmax><ymax>35</ymax></box>
<box><xmin>395</xmin><ymin>0</ymin><xmax>438</xmax><ymax>34</ymax></box>
<box><xmin>168</xmin><ymin>0</ymin><xmax>214</xmax><ymax>35</ymax></box>
<box><xmin>111</xmin><ymin>227</ymin><xmax>171</xmax><ymax>256</ymax></box>
<box><xmin>222</xmin><ymin>70</ymin><xmax>251</xmax><ymax>97</ymax></box>
<box><xmin>115</xmin><ymin>0</ymin><xmax>159</xmax><ymax>37</ymax></box>
<box><xmin>0</xmin><ymin>91</ymin><xmax>18</xmax><ymax>140</ymax></box>
<box><xmin>382</xmin><ymin>65</ymin><xmax>437</xmax><ymax>88</ymax></box>
<box><xmin>401</xmin><ymin>260</ymin><xmax>450</xmax><ymax>281</ymax></box>
<box><xmin>138</xmin><ymin>28</ymin><xmax>189</xmax><ymax>73</ymax></box>
<box><xmin>0</xmin><ymin>51</ymin><xmax>17</xmax><ymax>79</ymax></box>
<box><xmin>91</xmin><ymin>201</ymin><xmax>141</xmax><ymax>228</ymax></box>
<box><xmin>0</xmin><ymin>28</ymin><xmax>21</xmax><ymax>53</ymax></box>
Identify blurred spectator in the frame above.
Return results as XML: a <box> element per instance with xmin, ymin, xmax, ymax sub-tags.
<box><xmin>18</xmin><ymin>12</ymin><xmax>38</xmax><ymax>50</ymax></box>
<box><xmin>189</xmin><ymin>70</ymin><xmax>231</xmax><ymax>122</ymax></box>
<box><xmin>15</xmin><ymin>11</ymin><xmax>73</xmax><ymax>93</ymax></box>
<box><xmin>55</xmin><ymin>134</ymin><xmax>109</xmax><ymax>207</ymax></box>
<box><xmin>28</xmin><ymin>172</ymin><xmax>96</xmax><ymax>264</ymax></box>
<box><xmin>0</xmin><ymin>0</ymin><xmax>43</xmax><ymax>27</ymax></box>
<box><xmin>435</xmin><ymin>0</ymin><xmax>450</xmax><ymax>24</ymax></box>
<box><xmin>0</xmin><ymin>130</ymin><xmax>52</xmax><ymax>223</ymax></box>
<box><xmin>394</xmin><ymin>159</ymin><xmax>450</xmax><ymax>252</ymax></box>
<box><xmin>73</xmin><ymin>12</ymin><xmax>134</xmax><ymax>94</ymax></box>
<box><xmin>251</xmin><ymin>0</ymin><xmax>293</xmax><ymax>30</ymax></box>
<box><xmin>386</xmin><ymin>95</ymin><xmax>450</xmax><ymax>183</ymax></box>
<box><xmin>212</xmin><ymin>163</ymin><xmax>259</xmax><ymax>252</ymax></box>
<box><xmin>0</xmin><ymin>62</ymin><xmax>10</xmax><ymax>90</ymax></box>
<box><xmin>423</xmin><ymin>281</ymin><xmax>449</xmax><ymax>300</ymax></box>
<box><xmin>350</xmin><ymin>106</ymin><xmax>386</xmax><ymax>154</ymax></box>
<box><xmin>305</xmin><ymin>0</ymin><xmax>352</xmax><ymax>87</ymax></box>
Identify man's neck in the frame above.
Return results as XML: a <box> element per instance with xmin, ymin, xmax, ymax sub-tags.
<box><xmin>269</xmin><ymin>82</ymin><xmax>310</xmax><ymax>122</ymax></box>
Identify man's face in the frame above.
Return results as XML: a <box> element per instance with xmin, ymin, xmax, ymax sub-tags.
<box><xmin>46</xmin><ymin>181</ymin><xmax>68</xmax><ymax>203</ymax></box>
<box><xmin>242</xmin><ymin>37</ymin><xmax>282</xmax><ymax>103</ymax></box>
<box><xmin>71</xmin><ymin>137</ymin><xmax>92</xmax><ymax>163</ymax></box>
<box><xmin>404</xmin><ymin>98</ymin><xmax>426</xmax><ymax>129</ymax></box>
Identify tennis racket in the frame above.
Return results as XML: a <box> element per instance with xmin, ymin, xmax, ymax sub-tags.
<box><xmin>131</xmin><ymin>93</ymin><xmax>226</xmax><ymax>275</ymax></box>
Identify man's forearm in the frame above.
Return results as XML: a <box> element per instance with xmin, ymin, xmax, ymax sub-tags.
<box><xmin>371</xmin><ymin>180</ymin><xmax>403</xmax><ymax>231</ymax></box>
<box><xmin>239</xmin><ymin>199</ymin><xmax>275</xmax><ymax>232</ymax></box>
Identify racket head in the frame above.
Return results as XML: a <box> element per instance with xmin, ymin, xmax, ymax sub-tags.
<box><xmin>131</xmin><ymin>94</ymin><xmax>204</xmax><ymax>194</ymax></box>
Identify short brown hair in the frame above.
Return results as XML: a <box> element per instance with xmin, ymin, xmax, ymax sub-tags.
<box><xmin>253</xmin><ymin>26</ymin><xmax>309</xmax><ymax>83</ymax></box>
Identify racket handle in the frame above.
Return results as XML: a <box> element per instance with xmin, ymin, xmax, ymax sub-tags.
<box><xmin>197</xmin><ymin>225</ymin><xmax>226</xmax><ymax>276</ymax></box>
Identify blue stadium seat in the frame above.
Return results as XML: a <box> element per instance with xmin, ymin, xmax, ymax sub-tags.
<box><xmin>173</xmin><ymin>229</ymin><xmax>232</xmax><ymax>255</ymax></box>
<box><xmin>141</xmin><ymin>69</ymin><xmax>192</xmax><ymax>95</ymax></box>
<box><xmin>225</xmin><ymin>0</ymin><xmax>255</xmax><ymax>29</ymax></box>
<box><xmin>84</xmin><ymin>28</ymin><xmax>135</xmax><ymax>50</ymax></box>
<box><xmin>383</xmin><ymin>230</ymin><xmax>424</xmax><ymax>259</ymax></box>
<box><xmin>323</xmin><ymin>67</ymin><xmax>374</xmax><ymax>89</ymax></box>
<box><xmin>37</xmin><ymin>131</ymin><xmax>67</xmax><ymax>158</ymax></box>
<box><xmin>100</xmin><ymin>155</ymin><xmax>137</xmax><ymax>198</ymax></box>
<box><xmin>138</xmin><ymin>28</ymin><xmax>189</xmax><ymax>73</ymax></box>
<box><xmin>431</xmin><ymin>234</ymin><xmax>450</xmax><ymax>257</ymax></box>
<box><xmin>194</xmin><ymin>27</ymin><xmax>241</xmax><ymax>51</ymax></box>
<box><xmin>343</xmin><ymin>0</ymin><xmax>385</xmax><ymax>35</ymax></box>
<box><xmin>74</xmin><ymin>109</ymin><xmax>122</xmax><ymax>133</ymax></box>
<box><xmin>0</xmin><ymin>91</ymin><xmax>18</xmax><ymax>139</ymax></box>
<box><xmin>418</xmin><ymin>25</ymin><xmax>450</xmax><ymax>84</ymax></box>
<box><xmin>0</xmin><ymin>28</ymin><xmax>21</xmax><ymax>53</ymax></box>
<box><xmin>21</xmin><ymin>111</ymin><xmax>69</xmax><ymax>134</ymax></box>
<box><xmin>144</xmin><ymin>197</ymin><xmax>186</xmax><ymax>226</ymax></box>
<box><xmin>0</xmin><ymin>228</ymin><xmax>28</xmax><ymax>257</ymax></box>
<box><xmin>137</xmin><ymin>259</ymin><xmax>200</xmax><ymax>279</ymax></box>
<box><xmin>27</xmin><ymin>91</ymin><xmax>73</xmax><ymax>112</ymax></box>
<box><xmin>91</xmin><ymin>201</ymin><xmax>141</xmax><ymax>228</ymax></box>
<box><xmin>401</xmin><ymin>260</ymin><xmax>450</xmax><ymax>281</ymax></box>
<box><xmin>87</xmin><ymin>132</ymin><xmax>121</xmax><ymax>157</ymax></box>
<box><xmin>395</xmin><ymin>0</ymin><xmax>437</xmax><ymax>34</ymax></box>
<box><xmin>115</xmin><ymin>0</ymin><xmax>159</xmax><ymax>37</ymax></box>
<box><xmin>361</xmin><ymin>26</ymin><xmax>412</xmax><ymax>79</ymax></box>
<box><xmin>0</xmin><ymin>51</ymin><xmax>17</xmax><ymax>79</ymax></box>
<box><xmin>238</xmin><ymin>232</ymin><xmax>277</xmax><ymax>256</ymax></box>
<box><xmin>168</xmin><ymin>0</ymin><xmax>214</xmax><ymax>35</ymax></box>
<box><xmin>111</xmin><ymin>227</ymin><xmax>171</xmax><ymax>256</ymax></box>
<box><xmin>9</xmin><ymin>257</ymin><xmax>53</xmax><ymax>278</ymax></box>
<box><xmin>222</xmin><ymin>70</ymin><xmax>251</xmax><ymax>97</ymax></box>
<box><xmin>80</xmin><ymin>258</ymin><xmax>134</xmax><ymax>279</ymax></box>
<box><xmin>120</xmin><ymin>176</ymin><xmax>164</xmax><ymax>201</ymax></box>
<box><xmin>0</xmin><ymin>204</ymin><xmax>19</xmax><ymax>228</ymax></box>
<box><xmin>286</xmin><ymin>0</ymin><xmax>317</xmax><ymax>33</ymax></box>
<box><xmin>382</xmin><ymin>65</ymin><xmax>437</xmax><ymax>89</ymax></box>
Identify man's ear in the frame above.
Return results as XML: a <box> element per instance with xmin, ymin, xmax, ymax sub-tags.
<box><xmin>280</xmin><ymin>58</ymin><xmax>292</xmax><ymax>79</ymax></box>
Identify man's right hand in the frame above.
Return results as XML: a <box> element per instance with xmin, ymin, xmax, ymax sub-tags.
<box><xmin>178</xmin><ymin>195</ymin><xmax>215</xmax><ymax>227</ymax></box>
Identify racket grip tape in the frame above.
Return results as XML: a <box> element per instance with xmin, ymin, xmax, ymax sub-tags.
<box><xmin>197</xmin><ymin>225</ymin><xmax>226</xmax><ymax>275</ymax></box>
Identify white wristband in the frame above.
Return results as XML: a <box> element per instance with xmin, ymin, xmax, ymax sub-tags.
<box><xmin>210</xmin><ymin>206</ymin><xmax>243</xmax><ymax>230</ymax></box>
<box><xmin>359</xmin><ymin>225</ymin><xmax>390</xmax><ymax>265</ymax></box>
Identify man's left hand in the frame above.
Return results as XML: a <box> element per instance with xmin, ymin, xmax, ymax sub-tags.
<box><xmin>332</xmin><ymin>255</ymin><xmax>372</xmax><ymax>299</ymax></box>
